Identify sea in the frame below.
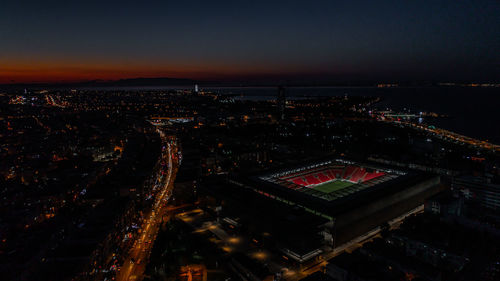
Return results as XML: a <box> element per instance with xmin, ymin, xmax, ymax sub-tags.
<box><xmin>202</xmin><ymin>86</ymin><xmax>500</xmax><ymax>145</ymax></box>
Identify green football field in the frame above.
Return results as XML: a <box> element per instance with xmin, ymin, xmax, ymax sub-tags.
<box><xmin>313</xmin><ymin>180</ymin><xmax>354</xmax><ymax>193</ymax></box>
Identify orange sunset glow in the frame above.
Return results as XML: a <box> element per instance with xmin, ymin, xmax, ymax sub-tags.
<box><xmin>0</xmin><ymin>61</ymin><xmax>227</xmax><ymax>83</ymax></box>
<box><xmin>0</xmin><ymin>59</ymin><xmax>323</xmax><ymax>84</ymax></box>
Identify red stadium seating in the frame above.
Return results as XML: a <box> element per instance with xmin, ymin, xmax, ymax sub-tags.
<box><xmin>284</xmin><ymin>165</ymin><xmax>385</xmax><ymax>187</ymax></box>
<box><xmin>331</xmin><ymin>169</ymin><xmax>343</xmax><ymax>178</ymax></box>
<box><xmin>291</xmin><ymin>177</ymin><xmax>308</xmax><ymax>186</ymax></box>
<box><xmin>350</xmin><ymin>168</ymin><xmax>367</xmax><ymax>182</ymax></box>
<box><xmin>325</xmin><ymin>170</ymin><xmax>335</xmax><ymax>179</ymax></box>
<box><xmin>305</xmin><ymin>175</ymin><xmax>321</xmax><ymax>185</ymax></box>
<box><xmin>317</xmin><ymin>172</ymin><xmax>331</xmax><ymax>182</ymax></box>
<box><xmin>343</xmin><ymin>166</ymin><xmax>357</xmax><ymax>180</ymax></box>
<box><xmin>363</xmin><ymin>171</ymin><xmax>385</xmax><ymax>182</ymax></box>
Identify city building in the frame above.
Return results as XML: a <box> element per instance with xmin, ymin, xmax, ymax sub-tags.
<box><xmin>452</xmin><ymin>176</ymin><xmax>500</xmax><ymax>210</ymax></box>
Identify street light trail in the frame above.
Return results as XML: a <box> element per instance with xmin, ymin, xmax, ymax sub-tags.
<box><xmin>117</xmin><ymin>130</ymin><xmax>178</xmax><ymax>281</ymax></box>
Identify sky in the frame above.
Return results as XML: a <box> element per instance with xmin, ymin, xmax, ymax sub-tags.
<box><xmin>1</xmin><ymin>0</ymin><xmax>499</xmax><ymax>84</ymax></box>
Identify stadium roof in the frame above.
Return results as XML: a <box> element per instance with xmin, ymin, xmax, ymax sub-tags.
<box><xmin>233</xmin><ymin>158</ymin><xmax>435</xmax><ymax>219</ymax></box>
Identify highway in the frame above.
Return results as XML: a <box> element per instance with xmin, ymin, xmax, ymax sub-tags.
<box><xmin>387</xmin><ymin>120</ymin><xmax>500</xmax><ymax>152</ymax></box>
<box><xmin>117</xmin><ymin>129</ymin><xmax>179</xmax><ymax>281</ymax></box>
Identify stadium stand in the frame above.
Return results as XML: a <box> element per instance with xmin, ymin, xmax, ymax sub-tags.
<box><xmin>282</xmin><ymin>165</ymin><xmax>386</xmax><ymax>188</ymax></box>
<box><xmin>305</xmin><ymin>175</ymin><xmax>321</xmax><ymax>185</ymax></box>
<box><xmin>350</xmin><ymin>168</ymin><xmax>366</xmax><ymax>182</ymax></box>
<box><xmin>363</xmin><ymin>171</ymin><xmax>385</xmax><ymax>182</ymax></box>
<box><xmin>317</xmin><ymin>173</ymin><xmax>331</xmax><ymax>182</ymax></box>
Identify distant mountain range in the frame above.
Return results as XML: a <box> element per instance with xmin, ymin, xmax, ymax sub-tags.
<box><xmin>0</xmin><ymin>77</ymin><xmax>197</xmax><ymax>89</ymax></box>
<box><xmin>97</xmin><ymin>77</ymin><xmax>196</xmax><ymax>86</ymax></box>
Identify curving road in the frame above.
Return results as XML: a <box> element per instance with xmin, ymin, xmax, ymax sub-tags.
<box><xmin>117</xmin><ymin>130</ymin><xmax>179</xmax><ymax>281</ymax></box>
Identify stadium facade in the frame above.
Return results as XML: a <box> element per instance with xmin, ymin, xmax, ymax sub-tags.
<box><xmin>229</xmin><ymin>158</ymin><xmax>441</xmax><ymax>262</ymax></box>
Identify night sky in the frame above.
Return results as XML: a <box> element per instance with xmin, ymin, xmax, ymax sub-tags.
<box><xmin>1</xmin><ymin>0</ymin><xmax>499</xmax><ymax>83</ymax></box>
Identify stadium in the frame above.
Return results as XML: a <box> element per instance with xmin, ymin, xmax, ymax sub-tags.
<box><xmin>226</xmin><ymin>158</ymin><xmax>441</xmax><ymax>261</ymax></box>
<box><xmin>248</xmin><ymin>159</ymin><xmax>439</xmax><ymax>223</ymax></box>
<box><xmin>259</xmin><ymin>159</ymin><xmax>403</xmax><ymax>202</ymax></box>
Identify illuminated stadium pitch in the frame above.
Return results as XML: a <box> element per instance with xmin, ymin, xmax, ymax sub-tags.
<box><xmin>313</xmin><ymin>180</ymin><xmax>354</xmax><ymax>194</ymax></box>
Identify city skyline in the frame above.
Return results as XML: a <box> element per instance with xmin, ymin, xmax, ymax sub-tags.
<box><xmin>3</xmin><ymin>1</ymin><xmax>500</xmax><ymax>280</ymax></box>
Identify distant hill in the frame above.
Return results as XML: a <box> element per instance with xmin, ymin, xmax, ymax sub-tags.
<box><xmin>102</xmin><ymin>77</ymin><xmax>195</xmax><ymax>86</ymax></box>
<box><xmin>0</xmin><ymin>77</ymin><xmax>197</xmax><ymax>89</ymax></box>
